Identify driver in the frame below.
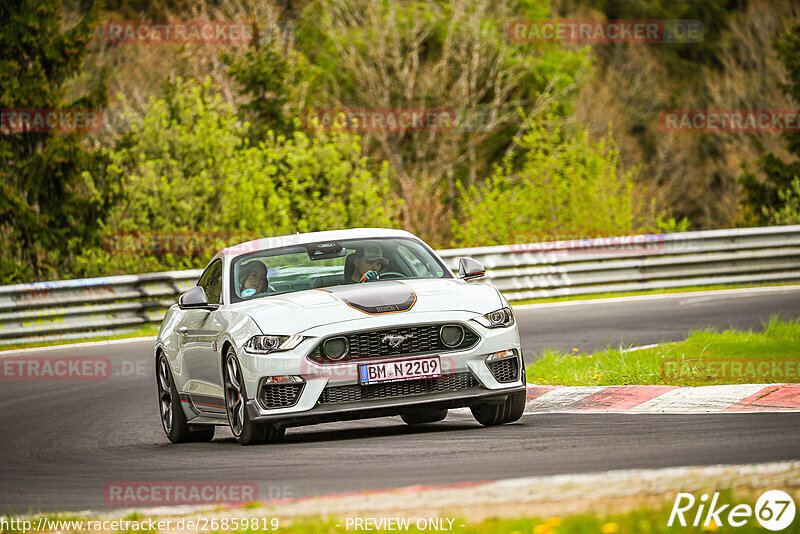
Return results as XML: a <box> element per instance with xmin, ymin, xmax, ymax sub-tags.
<box><xmin>239</xmin><ymin>261</ymin><xmax>269</xmax><ymax>296</ymax></box>
<box><xmin>348</xmin><ymin>243</ymin><xmax>389</xmax><ymax>283</ymax></box>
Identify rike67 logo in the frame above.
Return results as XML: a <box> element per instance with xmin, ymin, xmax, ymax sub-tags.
<box><xmin>669</xmin><ymin>490</ymin><xmax>796</xmax><ymax>531</ymax></box>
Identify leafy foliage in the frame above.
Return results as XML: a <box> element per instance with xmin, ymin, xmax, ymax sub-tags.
<box><xmin>0</xmin><ymin>0</ymin><xmax>112</xmax><ymax>282</ymax></box>
<box><xmin>3</xmin><ymin>0</ymin><xmax>799</xmax><ymax>284</ymax></box>
<box><xmin>294</xmin><ymin>0</ymin><xmax>588</xmax><ymax>244</ymax></box>
<box><xmin>453</xmin><ymin>111</ymin><xmax>636</xmax><ymax>246</ymax></box>
<box><xmin>224</xmin><ymin>40</ymin><xmax>297</xmax><ymax>139</ymax></box>
<box><xmin>73</xmin><ymin>78</ymin><xmax>398</xmax><ymax>277</ymax></box>
<box><xmin>739</xmin><ymin>22</ymin><xmax>800</xmax><ymax>225</ymax></box>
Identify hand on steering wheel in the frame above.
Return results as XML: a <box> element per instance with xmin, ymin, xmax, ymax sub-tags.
<box><xmin>359</xmin><ymin>270</ymin><xmax>379</xmax><ymax>282</ymax></box>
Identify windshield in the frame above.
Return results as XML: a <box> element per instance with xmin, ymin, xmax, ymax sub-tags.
<box><xmin>229</xmin><ymin>237</ymin><xmax>451</xmax><ymax>302</ymax></box>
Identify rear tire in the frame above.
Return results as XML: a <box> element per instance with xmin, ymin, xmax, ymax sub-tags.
<box><xmin>156</xmin><ymin>354</ymin><xmax>215</xmax><ymax>443</ymax></box>
<box><xmin>471</xmin><ymin>390</ymin><xmax>526</xmax><ymax>426</ymax></box>
<box><xmin>401</xmin><ymin>409</ymin><xmax>448</xmax><ymax>425</ymax></box>
<box><xmin>224</xmin><ymin>348</ymin><xmax>286</xmax><ymax>445</ymax></box>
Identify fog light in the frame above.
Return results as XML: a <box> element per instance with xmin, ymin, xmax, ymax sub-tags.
<box><xmin>263</xmin><ymin>375</ymin><xmax>303</xmax><ymax>384</ymax></box>
<box><xmin>485</xmin><ymin>349</ymin><xmax>516</xmax><ymax>362</ymax></box>
<box><xmin>439</xmin><ymin>325</ymin><xmax>465</xmax><ymax>347</ymax></box>
<box><xmin>322</xmin><ymin>337</ymin><xmax>349</xmax><ymax>360</ymax></box>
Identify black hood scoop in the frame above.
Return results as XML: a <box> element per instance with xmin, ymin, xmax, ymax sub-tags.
<box><xmin>321</xmin><ymin>282</ymin><xmax>417</xmax><ymax>314</ymax></box>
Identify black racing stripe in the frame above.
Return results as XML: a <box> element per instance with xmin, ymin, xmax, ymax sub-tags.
<box><xmin>323</xmin><ymin>282</ymin><xmax>417</xmax><ymax>314</ymax></box>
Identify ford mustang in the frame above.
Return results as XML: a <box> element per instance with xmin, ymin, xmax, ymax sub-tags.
<box><xmin>155</xmin><ymin>228</ymin><xmax>526</xmax><ymax>445</ymax></box>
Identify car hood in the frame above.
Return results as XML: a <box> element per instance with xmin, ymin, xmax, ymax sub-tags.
<box><xmin>231</xmin><ymin>279</ymin><xmax>502</xmax><ymax>334</ymax></box>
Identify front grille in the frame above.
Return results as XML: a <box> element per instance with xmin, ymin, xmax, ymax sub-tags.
<box><xmin>487</xmin><ymin>357</ymin><xmax>520</xmax><ymax>383</ymax></box>
<box><xmin>318</xmin><ymin>372</ymin><xmax>478</xmax><ymax>405</ymax></box>
<box><xmin>259</xmin><ymin>382</ymin><xmax>303</xmax><ymax>409</ymax></box>
<box><xmin>308</xmin><ymin>323</ymin><xmax>479</xmax><ymax>363</ymax></box>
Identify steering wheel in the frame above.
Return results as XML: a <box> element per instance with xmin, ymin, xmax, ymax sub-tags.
<box><xmin>378</xmin><ymin>271</ymin><xmax>405</xmax><ymax>280</ymax></box>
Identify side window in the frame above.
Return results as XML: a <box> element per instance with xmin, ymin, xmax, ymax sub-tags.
<box><xmin>197</xmin><ymin>259</ymin><xmax>223</xmax><ymax>304</ymax></box>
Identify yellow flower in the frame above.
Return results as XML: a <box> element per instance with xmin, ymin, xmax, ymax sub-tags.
<box><xmin>546</xmin><ymin>517</ymin><xmax>561</xmax><ymax>527</ymax></box>
<box><xmin>572</xmin><ymin>348</ymin><xmax>579</xmax><ymax>352</ymax></box>
<box><xmin>601</xmin><ymin>523</ymin><xmax>619</xmax><ymax>534</ymax></box>
<box><xmin>702</xmin><ymin>520</ymin><xmax>719</xmax><ymax>531</ymax></box>
<box><xmin>533</xmin><ymin>525</ymin><xmax>551</xmax><ymax>534</ymax></box>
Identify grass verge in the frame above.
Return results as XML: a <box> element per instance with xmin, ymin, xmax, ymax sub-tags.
<box><xmin>525</xmin><ymin>317</ymin><xmax>800</xmax><ymax>386</ymax></box>
<box><xmin>511</xmin><ymin>282</ymin><xmax>799</xmax><ymax>305</ymax></box>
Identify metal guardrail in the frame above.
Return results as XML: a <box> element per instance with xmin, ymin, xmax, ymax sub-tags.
<box><xmin>2</xmin><ymin>225</ymin><xmax>799</xmax><ymax>345</ymax></box>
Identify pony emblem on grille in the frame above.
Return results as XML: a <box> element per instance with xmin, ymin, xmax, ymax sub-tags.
<box><xmin>381</xmin><ymin>333</ymin><xmax>413</xmax><ymax>349</ymax></box>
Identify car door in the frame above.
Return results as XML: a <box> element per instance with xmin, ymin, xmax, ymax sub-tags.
<box><xmin>176</xmin><ymin>259</ymin><xmax>226</xmax><ymax>404</ymax></box>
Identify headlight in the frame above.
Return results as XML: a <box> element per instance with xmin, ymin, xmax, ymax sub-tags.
<box><xmin>244</xmin><ymin>335</ymin><xmax>305</xmax><ymax>354</ymax></box>
<box><xmin>473</xmin><ymin>307</ymin><xmax>515</xmax><ymax>328</ymax></box>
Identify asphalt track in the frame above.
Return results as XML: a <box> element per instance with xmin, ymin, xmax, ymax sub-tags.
<box><xmin>1</xmin><ymin>286</ymin><xmax>799</xmax><ymax>514</ymax></box>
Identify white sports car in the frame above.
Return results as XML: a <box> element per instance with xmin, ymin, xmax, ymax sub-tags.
<box><xmin>155</xmin><ymin>228</ymin><xmax>526</xmax><ymax>445</ymax></box>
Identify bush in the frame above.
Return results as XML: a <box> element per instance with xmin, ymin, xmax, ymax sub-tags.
<box><xmin>74</xmin><ymin>78</ymin><xmax>397</xmax><ymax>277</ymax></box>
<box><xmin>764</xmin><ymin>176</ymin><xmax>800</xmax><ymax>224</ymax></box>
<box><xmin>452</xmin><ymin>112</ymin><xmax>637</xmax><ymax>247</ymax></box>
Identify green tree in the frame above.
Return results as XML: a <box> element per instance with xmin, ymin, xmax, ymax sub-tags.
<box><xmin>452</xmin><ymin>111</ymin><xmax>636</xmax><ymax>247</ymax></box>
<box><xmin>293</xmin><ymin>0</ymin><xmax>587</xmax><ymax>245</ymax></box>
<box><xmin>224</xmin><ymin>40</ymin><xmax>295</xmax><ymax>140</ymax></box>
<box><xmin>739</xmin><ymin>23</ymin><xmax>800</xmax><ymax>225</ymax></box>
<box><xmin>74</xmin><ymin>78</ymin><xmax>397</xmax><ymax>277</ymax></box>
<box><xmin>765</xmin><ymin>177</ymin><xmax>800</xmax><ymax>225</ymax></box>
<box><xmin>0</xmin><ymin>0</ymin><xmax>111</xmax><ymax>283</ymax></box>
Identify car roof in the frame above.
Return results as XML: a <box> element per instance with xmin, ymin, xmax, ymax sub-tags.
<box><xmin>218</xmin><ymin>227</ymin><xmax>420</xmax><ymax>256</ymax></box>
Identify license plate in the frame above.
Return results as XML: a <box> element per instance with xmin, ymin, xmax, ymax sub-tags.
<box><xmin>359</xmin><ymin>356</ymin><xmax>441</xmax><ymax>385</ymax></box>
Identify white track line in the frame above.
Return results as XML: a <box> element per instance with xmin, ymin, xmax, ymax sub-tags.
<box><xmin>620</xmin><ymin>343</ymin><xmax>660</xmax><ymax>353</ymax></box>
<box><xmin>522</xmin><ymin>383</ymin><xmax>800</xmax><ymax>414</ymax></box>
<box><xmin>524</xmin><ymin>386</ymin><xmax>607</xmax><ymax>412</ymax></box>
<box><xmin>629</xmin><ymin>384</ymin><xmax>768</xmax><ymax>413</ymax></box>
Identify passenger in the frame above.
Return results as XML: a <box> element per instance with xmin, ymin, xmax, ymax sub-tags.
<box><xmin>239</xmin><ymin>261</ymin><xmax>269</xmax><ymax>296</ymax></box>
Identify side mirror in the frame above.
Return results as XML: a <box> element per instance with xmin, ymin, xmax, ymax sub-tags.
<box><xmin>179</xmin><ymin>286</ymin><xmax>217</xmax><ymax>310</ymax></box>
<box><xmin>458</xmin><ymin>257</ymin><xmax>485</xmax><ymax>281</ymax></box>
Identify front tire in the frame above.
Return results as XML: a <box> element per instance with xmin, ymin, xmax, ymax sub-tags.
<box><xmin>471</xmin><ymin>390</ymin><xmax>526</xmax><ymax>426</ymax></box>
<box><xmin>223</xmin><ymin>348</ymin><xmax>285</xmax><ymax>445</ymax></box>
<box><xmin>156</xmin><ymin>354</ymin><xmax>215</xmax><ymax>443</ymax></box>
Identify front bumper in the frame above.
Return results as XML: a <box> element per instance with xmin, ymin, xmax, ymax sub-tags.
<box><xmin>237</xmin><ymin>311</ymin><xmax>525</xmax><ymax>425</ymax></box>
